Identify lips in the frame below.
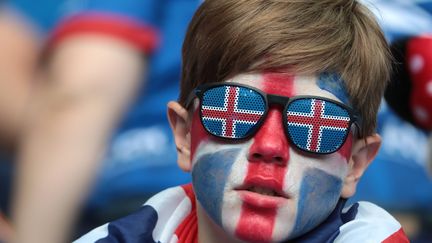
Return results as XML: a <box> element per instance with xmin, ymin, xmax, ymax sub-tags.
<box><xmin>235</xmin><ymin>176</ymin><xmax>290</xmax><ymax>208</ymax></box>
<box><xmin>247</xmin><ymin>186</ymin><xmax>282</xmax><ymax>197</ymax></box>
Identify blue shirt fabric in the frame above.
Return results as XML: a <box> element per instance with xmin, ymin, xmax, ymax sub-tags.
<box><xmin>75</xmin><ymin>185</ymin><xmax>408</xmax><ymax>243</ymax></box>
<box><xmin>0</xmin><ymin>154</ymin><xmax>13</xmax><ymax>216</ymax></box>
<box><xmin>4</xmin><ymin>0</ymin><xmax>199</xmax><ymax>210</ymax></box>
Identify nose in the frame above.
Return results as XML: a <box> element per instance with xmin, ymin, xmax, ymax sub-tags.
<box><xmin>247</xmin><ymin>106</ymin><xmax>290</xmax><ymax>165</ymax></box>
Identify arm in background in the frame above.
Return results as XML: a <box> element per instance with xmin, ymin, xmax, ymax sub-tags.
<box><xmin>0</xmin><ymin>9</ymin><xmax>38</xmax><ymax>243</ymax></box>
<box><xmin>12</xmin><ymin>34</ymin><xmax>148</xmax><ymax>243</ymax></box>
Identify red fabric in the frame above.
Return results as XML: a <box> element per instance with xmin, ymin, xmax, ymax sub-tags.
<box><xmin>382</xmin><ymin>228</ymin><xmax>410</xmax><ymax>243</ymax></box>
<box><xmin>47</xmin><ymin>13</ymin><xmax>159</xmax><ymax>54</ymax></box>
<box><xmin>406</xmin><ymin>35</ymin><xmax>432</xmax><ymax>130</ymax></box>
<box><xmin>172</xmin><ymin>184</ymin><xmax>409</xmax><ymax>243</ymax></box>
<box><xmin>176</xmin><ymin>184</ymin><xmax>198</xmax><ymax>243</ymax></box>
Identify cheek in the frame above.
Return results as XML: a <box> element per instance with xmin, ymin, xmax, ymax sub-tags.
<box><xmin>190</xmin><ymin>109</ymin><xmax>210</xmax><ymax>160</ymax></box>
<box><xmin>192</xmin><ymin>148</ymin><xmax>241</xmax><ymax>226</ymax></box>
<box><xmin>337</xmin><ymin>132</ymin><xmax>353</xmax><ymax>163</ymax></box>
<box><xmin>291</xmin><ymin>168</ymin><xmax>343</xmax><ymax>237</ymax></box>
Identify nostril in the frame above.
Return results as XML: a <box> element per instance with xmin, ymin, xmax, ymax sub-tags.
<box><xmin>273</xmin><ymin>156</ymin><xmax>284</xmax><ymax>164</ymax></box>
<box><xmin>250</xmin><ymin>153</ymin><xmax>285</xmax><ymax>164</ymax></box>
<box><xmin>252</xmin><ymin>153</ymin><xmax>262</xmax><ymax>160</ymax></box>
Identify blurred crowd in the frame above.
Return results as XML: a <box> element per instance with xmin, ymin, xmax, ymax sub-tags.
<box><xmin>0</xmin><ymin>0</ymin><xmax>431</xmax><ymax>242</ymax></box>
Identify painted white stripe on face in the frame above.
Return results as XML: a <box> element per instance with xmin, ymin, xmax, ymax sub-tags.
<box><xmin>277</xmin><ymin>147</ymin><xmax>349</xmax><ymax>239</ymax></box>
<box><xmin>193</xmin><ymin>139</ymin><xmax>252</xmax><ymax>236</ymax></box>
<box><xmin>272</xmin><ymin>147</ymin><xmax>302</xmax><ymax>240</ymax></box>
<box><xmin>221</xmin><ymin>140</ymin><xmax>252</xmax><ymax>235</ymax></box>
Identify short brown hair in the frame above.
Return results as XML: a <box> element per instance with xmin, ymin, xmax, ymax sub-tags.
<box><xmin>179</xmin><ymin>0</ymin><xmax>391</xmax><ymax>136</ymax></box>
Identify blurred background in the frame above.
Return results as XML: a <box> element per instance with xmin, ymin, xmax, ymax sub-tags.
<box><xmin>353</xmin><ymin>1</ymin><xmax>432</xmax><ymax>242</ymax></box>
<box><xmin>0</xmin><ymin>0</ymin><xmax>431</xmax><ymax>242</ymax></box>
<box><xmin>0</xmin><ymin>1</ymin><xmax>199</xmax><ymax>242</ymax></box>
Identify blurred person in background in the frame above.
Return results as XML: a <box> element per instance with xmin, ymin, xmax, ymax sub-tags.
<box><xmin>354</xmin><ymin>0</ymin><xmax>432</xmax><ymax>242</ymax></box>
<box><xmin>0</xmin><ymin>5</ymin><xmax>39</xmax><ymax>242</ymax></box>
<box><xmin>0</xmin><ymin>0</ymin><xmax>200</xmax><ymax>242</ymax></box>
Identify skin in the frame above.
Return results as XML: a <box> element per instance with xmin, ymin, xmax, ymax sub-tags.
<box><xmin>13</xmin><ymin>34</ymin><xmax>146</xmax><ymax>243</ymax></box>
<box><xmin>168</xmin><ymin>72</ymin><xmax>382</xmax><ymax>243</ymax></box>
<box><xmin>0</xmin><ymin>10</ymin><xmax>39</xmax><ymax>243</ymax></box>
<box><xmin>0</xmin><ymin>9</ymin><xmax>39</xmax><ymax>151</ymax></box>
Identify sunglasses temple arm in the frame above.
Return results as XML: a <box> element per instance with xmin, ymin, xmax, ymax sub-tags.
<box><xmin>185</xmin><ymin>89</ymin><xmax>200</xmax><ymax>109</ymax></box>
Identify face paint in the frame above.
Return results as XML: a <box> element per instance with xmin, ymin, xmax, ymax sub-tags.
<box><xmin>291</xmin><ymin>168</ymin><xmax>343</xmax><ymax>238</ymax></box>
<box><xmin>235</xmin><ymin>108</ymin><xmax>291</xmax><ymax>242</ymax></box>
<box><xmin>189</xmin><ymin>72</ymin><xmax>353</xmax><ymax>242</ymax></box>
<box><xmin>316</xmin><ymin>73</ymin><xmax>353</xmax><ymax>161</ymax></box>
<box><xmin>192</xmin><ymin>148</ymin><xmax>241</xmax><ymax>225</ymax></box>
<box><xmin>234</xmin><ymin>74</ymin><xmax>294</xmax><ymax>242</ymax></box>
<box><xmin>190</xmin><ymin>109</ymin><xmax>210</xmax><ymax>159</ymax></box>
<box><xmin>262</xmin><ymin>72</ymin><xmax>296</xmax><ymax>96</ymax></box>
<box><xmin>337</xmin><ymin>132</ymin><xmax>353</xmax><ymax>161</ymax></box>
<box><xmin>317</xmin><ymin>72</ymin><xmax>350</xmax><ymax>105</ymax></box>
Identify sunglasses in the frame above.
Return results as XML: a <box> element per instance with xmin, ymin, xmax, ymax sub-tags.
<box><xmin>186</xmin><ymin>82</ymin><xmax>361</xmax><ymax>154</ymax></box>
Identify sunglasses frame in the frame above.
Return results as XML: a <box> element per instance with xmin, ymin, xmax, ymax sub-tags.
<box><xmin>186</xmin><ymin>82</ymin><xmax>361</xmax><ymax>155</ymax></box>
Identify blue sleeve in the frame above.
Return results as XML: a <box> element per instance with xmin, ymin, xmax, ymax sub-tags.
<box><xmin>4</xmin><ymin>0</ymin><xmax>163</xmax><ymax>34</ymax></box>
<box><xmin>78</xmin><ymin>0</ymin><xmax>163</xmax><ymax>28</ymax></box>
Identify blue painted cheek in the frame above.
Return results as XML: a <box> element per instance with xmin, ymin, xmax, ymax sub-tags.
<box><xmin>292</xmin><ymin>168</ymin><xmax>343</xmax><ymax>237</ymax></box>
<box><xmin>317</xmin><ymin>72</ymin><xmax>350</xmax><ymax>105</ymax></box>
<box><xmin>192</xmin><ymin>148</ymin><xmax>240</xmax><ymax>226</ymax></box>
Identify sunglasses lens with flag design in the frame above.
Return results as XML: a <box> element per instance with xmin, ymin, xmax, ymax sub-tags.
<box><xmin>286</xmin><ymin>98</ymin><xmax>351</xmax><ymax>154</ymax></box>
<box><xmin>200</xmin><ymin>85</ymin><xmax>266</xmax><ymax>138</ymax></box>
<box><xmin>197</xmin><ymin>83</ymin><xmax>353</xmax><ymax>154</ymax></box>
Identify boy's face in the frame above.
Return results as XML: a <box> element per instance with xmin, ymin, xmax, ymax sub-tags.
<box><xmin>168</xmin><ymin>70</ymin><xmax>381</xmax><ymax>242</ymax></box>
<box><xmin>169</xmin><ymin>72</ymin><xmax>373</xmax><ymax>242</ymax></box>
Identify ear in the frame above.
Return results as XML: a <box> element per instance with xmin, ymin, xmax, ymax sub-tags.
<box><xmin>340</xmin><ymin>133</ymin><xmax>381</xmax><ymax>198</ymax></box>
<box><xmin>167</xmin><ymin>101</ymin><xmax>192</xmax><ymax>172</ymax></box>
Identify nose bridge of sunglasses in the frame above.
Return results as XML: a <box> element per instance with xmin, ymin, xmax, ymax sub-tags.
<box><xmin>266</xmin><ymin>94</ymin><xmax>290</xmax><ymax>107</ymax></box>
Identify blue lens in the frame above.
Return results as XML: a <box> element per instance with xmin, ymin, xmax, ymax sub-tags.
<box><xmin>200</xmin><ymin>85</ymin><xmax>265</xmax><ymax>138</ymax></box>
<box><xmin>286</xmin><ymin>98</ymin><xmax>350</xmax><ymax>154</ymax></box>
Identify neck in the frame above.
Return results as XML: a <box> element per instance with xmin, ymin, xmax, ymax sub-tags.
<box><xmin>196</xmin><ymin>202</ymin><xmax>245</xmax><ymax>243</ymax></box>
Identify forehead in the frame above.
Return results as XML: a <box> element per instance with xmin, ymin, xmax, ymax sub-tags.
<box><xmin>226</xmin><ymin>72</ymin><xmax>346</xmax><ymax>103</ymax></box>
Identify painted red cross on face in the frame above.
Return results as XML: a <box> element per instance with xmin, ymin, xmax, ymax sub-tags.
<box><xmin>189</xmin><ymin>73</ymin><xmax>356</xmax><ymax>243</ymax></box>
<box><xmin>287</xmin><ymin>99</ymin><xmax>350</xmax><ymax>152</ymax></box>
<box><xmin>201</xmin><ymin>86</ymin><xmax>262</xmax><ymax>138</ymax></box>
<box><xmin>235</xmin><ymin>73</ymin><xmax>294</xmax><ymax>242</ymax></box>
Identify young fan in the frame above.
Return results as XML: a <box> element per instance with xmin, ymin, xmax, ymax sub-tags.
<box><xmin>77</xmin><ymin>1</ymin><xmax>409</xmax><ymax>242</ymax></box>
